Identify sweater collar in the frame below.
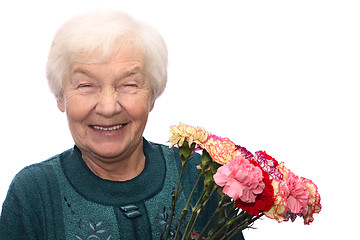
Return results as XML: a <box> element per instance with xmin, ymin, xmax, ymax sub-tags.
<box><xmin>60</xmin><ymin>138</ymin><xmax>166</xmax><ymax>206</ymax></box>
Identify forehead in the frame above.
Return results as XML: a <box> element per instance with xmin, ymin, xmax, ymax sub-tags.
<box><xmin>71</xmin><ymin>47</ymin><xmax>145</xmax><ymax>76</ymax></box>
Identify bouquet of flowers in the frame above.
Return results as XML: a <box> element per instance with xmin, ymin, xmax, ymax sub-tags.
<box><xmin>163</xmin><ymin>123</ymin><xmax>321</xmax><ymax>240</ymax></box>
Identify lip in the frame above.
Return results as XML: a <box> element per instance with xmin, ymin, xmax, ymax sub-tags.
<box><xmin>89</xmin><ymin>123</ymin><xmax>128</xmax><ymax>135</ymax></box>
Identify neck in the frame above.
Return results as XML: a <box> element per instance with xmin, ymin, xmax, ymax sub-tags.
<box><xmin>80</xmin><ymin>143</ymin><xmax>146</xmax><ymax>181</ymax></box>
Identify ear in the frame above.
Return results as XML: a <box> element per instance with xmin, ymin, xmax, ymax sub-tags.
<box><xmin>57</xmin><ymin>99</ymin><xmax>65</xmax><ymax>112</ymax></box>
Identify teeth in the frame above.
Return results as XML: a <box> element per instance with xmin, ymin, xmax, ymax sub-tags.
<box><xmin>92</xmin><ymin>124</ymin><xmax>124</xmax><ymax>131</ymax></box>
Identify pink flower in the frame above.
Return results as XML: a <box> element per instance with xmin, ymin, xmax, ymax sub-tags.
<box><xmin>276</xmin><ymin>163</ymin><xmax>308</xmax><ymax>214</ymax></box>
<box><xmin>264</xmin><ymin>162</ymin><xmax>322</xmax><ymax>224</ymax></box>
<box><xmin>286</xmin><ymin>171</ymin><xmax>309</xmax><ymax>214</ymax></box>
<box><xmin>214</xmin><ymin>156</ymin><xmax>265</xmax><ymax>203</ymax></box>
<box><xmin>235</xmin><ymin>159</ymin><xmax>276</xmax><ymax>216</ymax></box>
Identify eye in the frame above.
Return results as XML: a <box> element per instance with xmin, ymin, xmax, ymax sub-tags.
<box><xmin>124</xmin><ymin>83</ymin><xmax>138</xmax><ymax>88</ymax></box>
<box><xmin>116</xmin><ymin>72</ymin><xmax>144</xmax><ymax>93</ymax></box>
<box><xmin>117</xmin><ymin>83</ymin><xmax>138</xmax><ymax>94</ymax></box>
<box><xmin>78</xmin><ymin>83</ymin><xmax>93</xmax><ymax>88</ymax></box>
<box><xmin>118</xmin><ymin>79</ymin><xmax>140</xmax><ymax>92</ymax></box>
<box><xmin>77</xmin><ymin>83</ymin><xmax>97</xmax><ymax>94</ymax></box>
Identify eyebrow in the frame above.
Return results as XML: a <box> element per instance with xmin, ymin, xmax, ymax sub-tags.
<box><xmin>71</xmin><ymin>65</ymin><xmax>144</xmax><ymax>79</ymax></box>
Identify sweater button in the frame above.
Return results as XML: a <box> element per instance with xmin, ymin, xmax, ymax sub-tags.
<box><xmin>120</xmin><ymin>204</ymin><xmax>142</xmax><ymax>219</ymax></box>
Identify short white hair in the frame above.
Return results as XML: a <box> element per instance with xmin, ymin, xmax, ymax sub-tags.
<box><xmin>46</xmin><ymin>10</ymin><xmax>168</xmax><ymax>100</ymax></box>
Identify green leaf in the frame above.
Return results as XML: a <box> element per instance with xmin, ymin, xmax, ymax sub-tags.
<box><xmin>179</xmin><ymin>140</ymin><xmax>194</xmax><ymax>160</ymax></box>
<box><xmin>200</xmin><ymin>150</ymin><xmax>212</xmax><ymax>171</ymax></box>
<box><xmin>211</xmin><ymin>161</ymin><xmax>221</xmax><ymax>174</ymax></box>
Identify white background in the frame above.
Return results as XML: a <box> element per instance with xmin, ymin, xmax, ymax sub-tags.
<box><xmin>1</xmin><ymin>1</ymin><xmax>359</xmax><ymax>239</ymax></box>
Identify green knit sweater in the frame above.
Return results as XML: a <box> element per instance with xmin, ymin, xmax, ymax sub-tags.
<box><xmin>0</xmin><ymin>139</ymin><xmax>244</xmax><ymax>240</ymax></box>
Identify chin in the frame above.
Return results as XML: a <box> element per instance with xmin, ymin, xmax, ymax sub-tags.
<box><xmin>93</xmin><ymin>145</ymin><xmax>125</xmax><ymax>157</ymax></box>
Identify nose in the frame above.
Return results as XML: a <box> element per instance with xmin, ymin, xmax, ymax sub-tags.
<box><xmin>94</xmin><ymin>87</ymin><xmax>121</xmax><ymax>118</ymax></box>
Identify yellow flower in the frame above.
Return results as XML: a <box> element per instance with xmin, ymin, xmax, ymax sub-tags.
<box><xmin>263</xmin><ymin>180</ymin><xmax>288</xmax><ymax>222</ymax></box>
<box><xmin>203</xmin><ymin>135</ymin><xmax>238</xmax><ymax>165</ymax></box>
<box><xmin>169</xmin><ymin>123</ymin><xmax>209</xmax><ymax>148</ymax></box>
<box><xmin>276</xmin><ymin>162</ymin><xmax>289</xmax><ymax>180</ymax></box>
<box><xmin>300</xmin><ymin>177</ymin><xmax>322</xmax><ymax>224</ymax></box>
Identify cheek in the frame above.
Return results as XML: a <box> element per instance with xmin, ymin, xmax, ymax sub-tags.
<box><xmin>128</xmin><ymin>102</ymin><xmax>150</xmax><ymax>121</ymax></box>
<box><xmin>65</xmin><ymin>96</ymin><xmax>95</xmax><ymax>122</ymax></box>
<box><xmin>122</xmin><ymin>95</ymin><xmax>151</xmax><ymax>121</ymax></box>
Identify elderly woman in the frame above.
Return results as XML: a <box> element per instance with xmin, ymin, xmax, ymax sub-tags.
<box><xmin>0</xmin><ymin>11</ymin><xmax>244</xmax><ymax>240</ymax></box>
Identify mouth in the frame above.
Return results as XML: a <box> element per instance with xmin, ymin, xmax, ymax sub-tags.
<box><xmin>90</xmin><ymin>123</ymin><xmax>127</xmax><ymax>131</ymax></box>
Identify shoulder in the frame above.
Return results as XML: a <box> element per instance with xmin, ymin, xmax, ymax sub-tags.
<box><xmin>144</xmin><ymin>139</ymin><xmax>201</xmax><ymax>164</ymax></box>
<box><xmin>144</xmin><ymin>139</ymin><xmax>178</xmax><ymax>158</ymax></box>
<box><xmin>7</xmin><ymin>149</ymin><xmax>72</xmax><ymax>196</ymax></box>
<box><xmin>12</xmin><ymin>158</ymin><xmax>55</xmax><ymax>185</ymax></box>
<box><xmin>3</xmin><ymin>149</ymin><xmax>74</xmax><ymax>215</ymax></box>
<box><xmin>145</xmin><ymin>138</ymin><xmax>202</xmax><ymax>185</ymax></box>
<box><xmin>144</xmin><ymin>139</ymin><xmax>202</xmax><ymax>180</ymax></box>
<box><xmin>1</xmin><ymin>151</ymin><xmax>70</xmax><ymax>239</ymax></box>
<box><xmin>12</xmin><ymin>155</ymin><xmax>58</xmax><ymax>183</ymax></box>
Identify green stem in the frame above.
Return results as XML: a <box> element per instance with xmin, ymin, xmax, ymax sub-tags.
<box><xmin>196</xmin><ymin>194</ymin><xmax>228</xmax><ymax>239</ymax></box>
<box><xmin>209</xmin><ymin>212</ymin><xmax>263</xmax><ymax>240</ymax></box>
<box><xmin>182</xmin><ymin>184</ymin><xmax>219</xmax><ymax>239</ymax></box>
<box><xmin>208</xmin><ymin>211</ymin><xmax>250</xmax><ymax>240</ymax></box>
<box><xmin>182</xmin><ymin>190</ymin><xmax>205</xmax><ymax>239</ymax></box>
<box><xmin>206</xmin><ymin>199</ymin><xmax>235</xmax><ymax>237</ymax></box>
<box><xmin>164</xmin><ymin>158</ymin><xmax>189</xmax><ymax>239</ymax></box>
<box><xmin>173</xmin><ymin>172</ymin><xmax>204</xmax><ymax>239</ymax></box>
<box><xmin>225</xmin><ymin>213</ymin><xmax>264</xmax><ymax>240</ymax></box>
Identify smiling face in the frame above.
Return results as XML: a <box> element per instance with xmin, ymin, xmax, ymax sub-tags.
<box><xmin>57</xmin><ymin>47</ymin><xmax>154</xmax><ymax>165</ymax></box>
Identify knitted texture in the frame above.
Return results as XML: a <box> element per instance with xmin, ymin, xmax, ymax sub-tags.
<box><xmin>0</xmin><ymin>139</ymin><xmax>244</xmax><ymax>240</ymax></box>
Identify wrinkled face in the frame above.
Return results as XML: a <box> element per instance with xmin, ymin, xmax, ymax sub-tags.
<box><xmin>57</xmin><ymin>47</ymin><xmax>154</xmax><ymax>162</ymax></box>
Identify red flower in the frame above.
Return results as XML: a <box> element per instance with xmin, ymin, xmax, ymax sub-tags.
<box><xmin>235</xmin><ymin>160</ymin><xmax>275</xmax><ymax>216</ymax></box>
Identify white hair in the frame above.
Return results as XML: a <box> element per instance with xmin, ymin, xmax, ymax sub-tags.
<box><xmin>46</xmin><ymin>10</ymin><xmax>168</xmax><ymax>100</ymax></box>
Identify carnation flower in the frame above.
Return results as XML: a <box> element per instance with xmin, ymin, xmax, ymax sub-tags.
<box><xmin>169</xmin><ymin>123</ymin><xmax>209</xmax><ymax>148</ymax></box>
<box><xmin>276</xmin><ymin>163</ymin><xmax>309</xmax><ymax>215</ymax></box>
<box><xmin>254</xmin><ymin>151</ymin><xmax>283</xmax><ymax>180</ymax></box>
<box><xmin>235</xmin><ymin>159</ymin><xmax>275</xmax><ymax>216</ymax></box>
<box><xmin>214</xmin><ymin>156</ymin><xmax>265</xmax><ymax>203</ymax></box>
<box><xmin>203</xmin><ymin>135</ymin><xmax>238</xmax><ymax>165</ymax></box>
<box><xmin>301</xmin><ymin>177</ymin><xmax>322</xmax><ymax>225</ymax></box>
<box><xmin>165</xmin><ymin>122</ymin><xmax>322</xmax><ymax>240</ymax></box>
<box><xmin>264</xmin><ymin>162</ymin><xmax>321</xmax><ymax>224</ymax></box>
<box><xmin>285</xmin><ymin>171</ymin><xmax>309</xmax><ymax>214</ymax></box>
<box><xmin>235</xmin><ymin>145</ymin><xmax>254</xmax><ymax>160</ymax></box>
<box><xmin>263</xmin><ymin>179</ymin><xmax>289</xmax><ymax>222</ymax></box>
